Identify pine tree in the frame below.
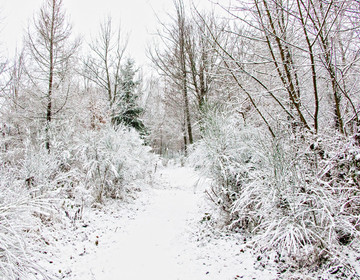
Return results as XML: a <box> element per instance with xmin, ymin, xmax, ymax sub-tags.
<box><xmin>112</xmin><ymin>58</ymin><xmax>146</xmax><ymax>135</ymax></box>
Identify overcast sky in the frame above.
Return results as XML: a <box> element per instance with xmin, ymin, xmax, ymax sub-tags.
<box><xmin>0</xmin><ymin>0</ymin><xmax>224</xmax><ymax>66</ymax></box>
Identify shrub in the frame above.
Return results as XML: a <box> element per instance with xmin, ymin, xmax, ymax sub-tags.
<box><xmin>0</xmin><ymin>119</ymin><xmax>156</xmax><ymax>279</ymax></box>
<box><xmin>190</xmin><ymin>107</ymin><xmax>360</xmax><ymax>276</ymax></box>
<box><xmin>73</xmin><ymin>124</ymin><xmax>155</xmax><ymax>203</ymax></box>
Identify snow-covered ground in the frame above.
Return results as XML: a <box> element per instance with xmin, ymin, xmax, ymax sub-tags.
<box><xmin>36</xmin><ymin>164</ymin><xmax>278</xmax><ymax>279</ymax></box>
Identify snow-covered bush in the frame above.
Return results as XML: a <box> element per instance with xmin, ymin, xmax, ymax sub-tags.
<box><xmin>0</xmin><ymin>123</ymin><xmax>72</xmax><ymax>279</ymax></box>
<box><xmin>74</xmin><ymin>124</ymin><xmax>155</xmax><ymax>203</ymax></box>
<box><xmin>0</xmin><ymin>164</ymin><xmax>53</xmax><ymax>279</ymax></box>
<box><xmin>190</xmin><ymin>107</ymin><xmax>360</xmax><ymax>276</ymax></box>
<box><xmin>0</xmin><ymin>117</ymin><xmax>156</xmax><ymax>279</ymax></box>
<box><xmin>189</xmin><ymin>108</ymin><xmax>265</xmax><ymax>215</ymax></box>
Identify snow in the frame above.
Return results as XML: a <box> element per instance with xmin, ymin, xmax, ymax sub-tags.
<box><xmin>37</xmin><ymin>164</ymin><xmax>277</xmax><ymax>280</ymax></box>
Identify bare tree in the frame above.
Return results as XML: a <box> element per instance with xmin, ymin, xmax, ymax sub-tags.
<box><xmin>299</xmin><ymin>0</ymin><xmax>359</xmax><ymax>135</ymax></box>
<box><xmin>185</xmin><ymin>11</ymin><xmax>223</xmax><ymax>113</ymax></box>
<box><xmin>149</xmin><ymin>0</ymin><xmax>194</xmax><ymax>152</ymax></box>
<box><xmin>204</xmin><ymin>0</ymin><xmax>360</xmax><ymax>137</ymax></box>
<box><xmin>82</xmin><ymin>16</ymin><xmax>128</xmax><ymax>120</ymax></box>
<box><xmin>26</xmin><ymin>0</ymin><xmax>80</xmax><ymax>151</ymax></box>
<box><xmin>196</xmin><ymin>7</ymin><xmax>279</xmax><ymax>138</ymax></box>
<box><xmin>10</xmin><ymin>51</ymin><xmax>24</xmax><ymax>108</ymax></box>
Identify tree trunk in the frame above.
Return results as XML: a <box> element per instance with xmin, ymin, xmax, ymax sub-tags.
<box><xmin>182</xmin><ymin>114</ymin><xmax>188</xmax><ymax>156</ymax></box>
<box><xmin>45</xmin><ymin>0</ymin><xmax>56</xmax><ymax>152</ymax></box>
<box><xmin>177</xmin><ymin>0</ymin><xmax>193</xmax><ymax>145</ymax></box>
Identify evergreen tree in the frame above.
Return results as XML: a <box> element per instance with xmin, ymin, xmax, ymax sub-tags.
<box><xmin>112</xmin><ymin>58</ymin><xmax>146</xmax><ymax>135</ymax></box>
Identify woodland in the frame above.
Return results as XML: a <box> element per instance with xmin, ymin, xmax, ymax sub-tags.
<box><xmin>0</xmin><ymin>0</ymin><xmax>359</xmax><ymax>279</ymax></box>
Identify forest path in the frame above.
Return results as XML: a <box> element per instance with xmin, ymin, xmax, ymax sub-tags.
<box><xmin>68</xmin><ymin>164</ymin><xmax>276</xmax><ymax>280</ymax></box>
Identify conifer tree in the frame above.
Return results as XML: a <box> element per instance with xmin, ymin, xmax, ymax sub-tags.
<box><xmin>112</xmin><ymin>58</ymin><xmax>146</xmax><ymax>135</ymax></box>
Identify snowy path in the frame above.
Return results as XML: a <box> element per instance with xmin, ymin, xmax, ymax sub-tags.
<box><xmin>65</xmin><ymin>165</ymin><xmax>277</xmax><ymax>280</ymax></box>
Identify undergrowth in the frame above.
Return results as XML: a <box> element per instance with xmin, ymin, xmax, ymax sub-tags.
<box><xmin>0</xmin><ymin>121</ymin><xmax>155</xmax><ymax>279</ymax></box>
<box><xmin>189</xmin><ymin>108</ymin><xmax>360</xmax><ymax>279</ymax></box>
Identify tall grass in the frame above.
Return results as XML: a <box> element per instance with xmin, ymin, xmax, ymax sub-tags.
<box><xmin>0</xmin><ymin>166</ymin><xmax>52</xmax><ymax>279</ymax></box>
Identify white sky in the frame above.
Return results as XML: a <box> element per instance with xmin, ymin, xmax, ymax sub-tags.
<box><xmin>0</xmin><ymin>0</ymin><xmax>225</xmax><ymax>66</ymax></box>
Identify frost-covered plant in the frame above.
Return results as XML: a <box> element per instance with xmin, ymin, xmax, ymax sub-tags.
<box><xmin>317</xmin><ymin>134</ymin><xmax>360</xmax><ymax>250</ymax></box>
<box><xmin>232</xmin><ymin>136</ymin><xmax>335</xmax><ymax>255</ymax></box>
<box><xmin>0</xmin><ymin>121</ymin><xmax>85</xmax><ymax>278</ymax></box>
<box><xmin>190</xmin><ymin>107</ymin><xmax>360</xmax><ymax>275</ymax></box>
<box><xmin>0</xmin><ymin>117</ymin><xmax>156</xmax><ymax>278</ymax></box>
<box><xmin>189</xmin><ymin>108</ymin><xmax>266</xmax><ymax>215</ymax></box>
<box><xmin>0</xmin><ymin>165</ymin><xmax>52</xmax><ymax>280</ymax></box>
<box><xmin>74</xmin><ymin>124</ymin><xmax>154</xmax><ymax>203</ymax></box>
<box><xmin>247</xmin><ymin>133</ymin><xmax>360</xmax><ymax>276</ymax></box>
